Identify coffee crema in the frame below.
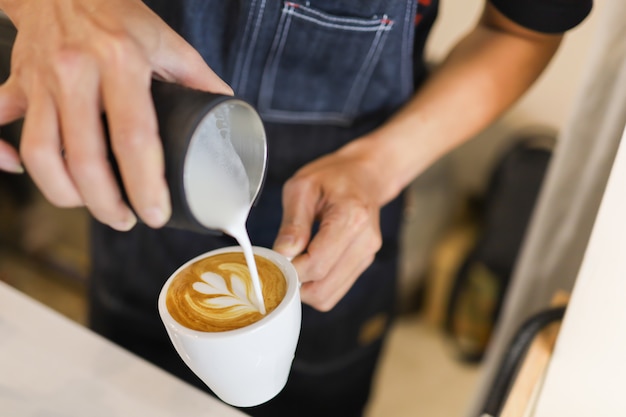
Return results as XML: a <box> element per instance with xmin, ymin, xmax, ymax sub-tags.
<box><xmin>166</xmin><ymin>252</ymin><xmax>286</xmax><ymax>332</ymax></box>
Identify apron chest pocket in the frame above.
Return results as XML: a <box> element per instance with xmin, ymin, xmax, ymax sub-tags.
<box><xmin>258</xmin><ymin>2</ymin><xmax>394</xmax><ymax>126</ymax></box>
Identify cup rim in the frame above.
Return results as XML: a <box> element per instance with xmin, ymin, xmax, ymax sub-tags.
<box><xmin>158</xmin><ymin>245</ymin><xmax>299</xmax><ymax>338</ymax></box>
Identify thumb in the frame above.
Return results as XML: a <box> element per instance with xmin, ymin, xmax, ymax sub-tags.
<box><xmin>153</xmin><ymin>30</ymin><xmax>234</xmax><ymax>96</ymax></box>
<box><xmin>273</xmin><ymin>181</ymin><xmax>318</xmax><ymax>259</ymax></box>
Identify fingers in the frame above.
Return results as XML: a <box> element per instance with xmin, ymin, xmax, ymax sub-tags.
<box><xmin>300</xmin><ymin>253</ymin><xmax>375</xmax><ymax>312</ymax></box>
<box><xmin>4</xmin><ymin>0</ymin><xmax>230</xmax><ymax>231</ymax></box>
<box><xmin>20</xmin><ymin>86</ymin><xmax>83</xmax><ymax>207</ymax></box>
<box><xmin>296</xmin><ymin>201</ymin><xmax>381</xmax><ymax>311</ymax></box>
<box><xmin>0</xmin><ymin>80</ymin><xmax>27</xmax><ymax>124</ymax></box>
<box><xmin>0</xmin><ymin>139</ymin><xmax>23</xmax><ymax>174</ymax></box>
<box><xmin>277</xmin><ymin>172</ymin><xmax>382</xmax><ymax>312</ymax></box>
<box><xmin>0</xmin><ymin>80</ymin><xmax>27</xmax><ymax>173</ymax></box>
<box><xmin>101</xmin><ymin>42</ymin><xmax>170</xmax><ymax>228</ymax></box>
<box><xmin>273</xmin><ymin>178</ymin><xmax>317</xmax><ymax>259</ymax></box>
<box><xmin>53</xmin><ymin>50</ymin><xmax>137</xmax><ymax>230</ymax></box>
<box><xmin>300</xmin><ymin>201</ymin><xmax>373</xmax><ymax>281</ymax></box>
<box><xmin>96</xmin><ymin>23</ymin><xmax>230</xmax><ymax>227</ymax></box>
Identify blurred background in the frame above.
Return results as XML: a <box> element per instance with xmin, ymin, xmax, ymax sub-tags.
<box><xmin>0</xmin><ymin>1</ymin><xmax>606</xmax><ymax>416</ymax></box>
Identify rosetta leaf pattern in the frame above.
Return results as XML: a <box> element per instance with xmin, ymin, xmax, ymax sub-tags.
<box><xmin>192</xmin><ymin>271</ymin><xmax>257</xmax><ymax>312</ymax></box>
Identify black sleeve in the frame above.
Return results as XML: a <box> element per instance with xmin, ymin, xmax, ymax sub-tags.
<box><xmin>489</xmin><ymin>0</ymin><xmax>593</xmax><ymax>34</ymax></box>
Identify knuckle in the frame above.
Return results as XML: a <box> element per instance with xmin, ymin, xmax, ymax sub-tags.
<box><xmin>277</xmin><ymin>223</ymin><xmax>301</xmax><ymax>238</ymax></box>
<box><xmin>347</xmin><ymin>202</ymin><xmax>370</xmax><ymax>228</ymax></box>
<box><xmin>367</xmin><ymin>234</ymin><xmax>383</xmax><ymax>254</ymax></box>
<box><xmin>108</xmin><ymin>119</ymin><xmax>158</xmax><ymax>155</ymax></box>
<box><xmin>282</xmin><ymin>178</ymin><xmax>297</xmax><ymax>196</ymax></box>
<box><xmin>305</xmin><ymin>255</ymin><xmax>329</xmax><ymax>282</ymax></box>
<box><xmin>20</xmin><ymin>140</ymin><xmax>49</xmax><ymax>169</ymax></box>
<box><xmin>314</xmin><ymin>294</ymin><xmax>337</xmax><ymax>312</ymax></box>
<box><xmin>66</xmin><ymin>152</ymin><xmax>100</xmax><ymax>181</ymax></box>
<box><xmin>284</xmin><ymin>175</ymin><xmax>313</xmax><ymax>196</ymax></box>
<box><xmin>50</xmin><ymin>46</ymin><xmax>93</xmax><ymax>85</ymax></box>
<box><xmin>329</xmin><ymin>199</ymin><xmax>371</xmax><ymax>232</ymax></box>
<box><xmin>96</xmin><ymin>32</ymin><xmax>136</xmax><ymax>67</ymax></box>
<box><xmin>315</xmin><ymin>300</ymin><xmax>334</xmax><ymax>313</ymax></box>
<box><xmin>110</xmin><ymin>127</ymin><xmax>153</xmax><ymax>154</ymax></box>
<box><xmin>96</xmin><ymin>33</ymin><xmax>149</xmax><ymax>78</ymax></box>
<box><xmin>364</xmin><ymin>253</ymin><xmax>377</xmax><ymax>270</ymax></box>
<box><xmin>304</xmin><ymin>288</ymin><xmax>334</xmax><ymax>312</ymax></box>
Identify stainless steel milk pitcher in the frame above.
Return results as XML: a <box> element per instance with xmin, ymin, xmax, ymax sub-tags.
<box><xmin>114</xmin><ymin>80</ymin><xmax>268</xmax><ymax>233</ymax></box>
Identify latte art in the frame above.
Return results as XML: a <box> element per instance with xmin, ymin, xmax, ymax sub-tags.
<box><xmin>193</xmin><ymin>269</ymin><xmax>259</xmax><ymax>313</ymax></box>
<box><xmin>166</xmin><ymin>252</ymin><xmax>287</xmax><ymax>332</ymax></box>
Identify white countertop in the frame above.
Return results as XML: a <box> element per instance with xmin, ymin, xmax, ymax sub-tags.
<box><xmin>0</xmin><ymin>281</ymin><xmax>247</xmax><ymax>416</ymax></box>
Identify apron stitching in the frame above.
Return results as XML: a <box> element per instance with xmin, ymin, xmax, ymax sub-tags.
<box><xmin>343</xmin><ymin>19</ymin><xmax>393</xmax><ymax>115</ymax></box>
<box><xmin>288</xmin><ymin>2</ymin><xmax>385</xmax><ymax>26</ymax></box>
<box><xmin>401</xmin><ymin>0</ymin><xmax>417</xmax><ymax>93</ymax></box>
<box><xmin>231</xmin><ymin>0</ymin><xmax>258</xmax><ymax>91</ymax></box>
<box><xmin>256</xmin><ymin>2</ymin><xmax>414</xmax><ymax>124</ymax></box>
<box><xmin>284</xmin><ymin>11</ymin><xmax>392</xmax><ymax>32</ymax></box>
<box><xmin>239</xmin><ymin>0</ymin><xmax>268</xmax><ymax>95</ymax></box>
<box><xmin>262</xmin><ymin>110</ymin><xmax>350</xmax><ymax>124</ymax></box>
<box><xmin>259</xmin><ymin>3</ymin><xmax>394</xmax><ymax>121</ymax></box>
<box><xmin>258</xmin><ymin>3</ymin><xmax>294</xmax><ymax>111</ymax></box>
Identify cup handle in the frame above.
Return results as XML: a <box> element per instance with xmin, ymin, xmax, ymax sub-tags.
<box><xmin>283</xmin><ymin>255</ymin><xmax>303</xmax><ymax>288</ymax></box>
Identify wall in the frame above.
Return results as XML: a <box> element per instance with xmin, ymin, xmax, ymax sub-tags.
<box><xmin>397</xmin><ymin>0</ymin><xmax>605</xmax><ymax>309</ymax></box>
<box><xmin>427</xmin><ymin>0</ymin><xmax>605</xmax><ymax>193</ymax></box>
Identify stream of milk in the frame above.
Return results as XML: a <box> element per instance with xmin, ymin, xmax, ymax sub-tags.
<box><xmin>183</xmin><ymin>109</ymin><xmax>266</xmax><ymax>315</ymax></box>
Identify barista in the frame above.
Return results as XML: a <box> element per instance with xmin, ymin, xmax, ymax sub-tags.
<box><xmin>0</xmin><ymin>1</ymin><xmax>592</xmax><ymax>416</ymax></box>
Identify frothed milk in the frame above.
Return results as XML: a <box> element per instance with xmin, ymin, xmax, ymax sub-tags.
<box><xmin>166</xmin><ymin>252</ymin><xmax>286</xmax><ymax>331</ymax></box>
<box><xmin>184</xmin><ymin>105</ymin><xmax>267</xmax><ymax>314</ymax></box>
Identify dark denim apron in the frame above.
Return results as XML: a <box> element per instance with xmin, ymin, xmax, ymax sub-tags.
<box><xmin>89</xmin><ymin>1</ymin><xmax>435</xmax><ymax>416</ymax></box>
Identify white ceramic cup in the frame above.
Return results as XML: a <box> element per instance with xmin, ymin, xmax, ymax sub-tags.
<box><xmin>158</xmin><ymin>246</ymin><xmax>301</xmax><ymax>407</ymax></box>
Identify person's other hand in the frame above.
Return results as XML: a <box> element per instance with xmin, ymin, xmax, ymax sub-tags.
<box><xmin>0</xmin><ymin>0</ymin><xmax>232</xmax><ymax>230</ymax></box>
<box><xmin>273</xmin><ymin>144</ymin><xmax>389</xmax><ymax>311</ymax></box>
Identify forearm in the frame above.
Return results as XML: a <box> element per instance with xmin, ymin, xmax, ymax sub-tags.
<box><xmin>344</xmin><ymin>4</ymin><xmax>562</xmax><ymax>205</ymax></box>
